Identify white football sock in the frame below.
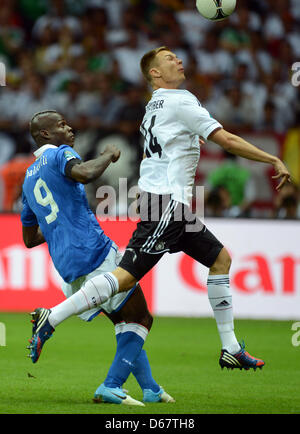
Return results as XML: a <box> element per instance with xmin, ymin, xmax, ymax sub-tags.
<box><xmin>49</xmin><ymin>272</ymin><xmax>119</xmax><ymax>328</ymax></box>
<box><xmin>115</xmin><ymin>321</ymin><xmax>126</xmax><ymax>338</ymax></box>
<box><xmin>207</xmin><ymin>274</ymin><xmax>240</xmax><ymax>354</ymax></box>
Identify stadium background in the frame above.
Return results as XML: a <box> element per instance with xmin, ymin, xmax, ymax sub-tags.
<box><xmin>0</xmin><ymin>0</ymin><xmax>299</xmax><ymax>319</ymax></box>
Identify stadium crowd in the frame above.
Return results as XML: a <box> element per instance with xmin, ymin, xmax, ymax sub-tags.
<box><xmin>0</xmin><ymin>0</ymin><xmax>299</xmax><ymax>217</ymax></box>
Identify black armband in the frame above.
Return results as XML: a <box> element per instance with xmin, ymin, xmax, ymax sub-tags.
<box><xmin>65</xmin><ymin>158</ymin><xmax>82</xmax><ymax>180</ymax></box>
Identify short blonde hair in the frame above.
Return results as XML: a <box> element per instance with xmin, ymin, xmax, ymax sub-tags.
<box><xmin>140</xmin><ymin>46</ymin><xmax>170</xmax><ymax>84</ymax></box>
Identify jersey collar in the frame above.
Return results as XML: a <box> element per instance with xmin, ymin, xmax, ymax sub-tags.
<box><xmin>34</xmin><ymin>144</ymin><xmax>57</xmax><ymax>159</ymax></box>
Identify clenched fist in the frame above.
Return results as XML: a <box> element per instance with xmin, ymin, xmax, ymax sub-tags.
<box><xmin>103</xmin><ymin>144</ymin><xmax>121</xmax><ymax>163</ymax></box>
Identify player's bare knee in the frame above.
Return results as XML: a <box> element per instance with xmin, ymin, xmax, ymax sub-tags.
<box><xmin>210</xmin><ymin>248</ymin><xmax>231</xmax><ymax>274</ymax></box>
<box><xmin>112</xmin><ymin>267</ymin><xmax>137</xmax><ymax>292</ymax></box>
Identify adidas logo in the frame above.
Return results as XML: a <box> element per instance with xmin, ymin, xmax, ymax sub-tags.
<box><xmin>216</xmin><ymin>300</ymin><xmax>230</xmax><ymax>307</ymax></box>
<box><xmin>221</xmin><ymin>351</ymin><xmax>242</xmax><ymax>367</ymax></box>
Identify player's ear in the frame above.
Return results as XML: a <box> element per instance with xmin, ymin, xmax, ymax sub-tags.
<box><xmin>40</xmin><ymin>129</ymin><xmax>50</xmax><ymax>140</ymax></box>
<box><xmin>149</xmin><ymin>67</ymin><xmax>161</xmax><ymax>80</ymax></box>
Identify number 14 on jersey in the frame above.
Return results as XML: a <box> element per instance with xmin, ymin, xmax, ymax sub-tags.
<box><xmin>141</xmin><ymin>115</ymin><xmax>162</xmax><ymax>158</ymax></box>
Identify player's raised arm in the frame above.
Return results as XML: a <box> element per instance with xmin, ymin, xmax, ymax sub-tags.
<box><xmin>208</xmin><ymin>128</ymin><xmax>291</xmax><ymax>191</ymax></box>
<box><xmin>69</xmin><ymin>144</ymin><xmax>120</xmax><ymax>184</ymax></box>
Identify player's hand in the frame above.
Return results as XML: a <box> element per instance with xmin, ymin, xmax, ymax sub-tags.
<box><xmin>104</xmin><ymin>144</ymin><xmax>121</xmax><ymax>163</ymax></box>
<box><xmin>272</xmin><ymin>159</ymin><xmax>291</xmax><ymax>191</ymax></box>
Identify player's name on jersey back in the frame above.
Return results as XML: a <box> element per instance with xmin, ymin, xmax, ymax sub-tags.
<box><xmin>26</xmin><ymin>155</ymin><xmax>48</xmax><ymax>178</ymax></box>
<box><xmin>146</xmin><ymin>99</ymin><xmax>164</xmax><ymax>111</ymax></box>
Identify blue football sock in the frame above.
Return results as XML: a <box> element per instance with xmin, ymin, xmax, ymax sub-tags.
<box><xmin>132</xmin><ymin>349</ymin><xmax>160</xmax><ymax>393</ymax></box>
<box><xmin>111</xmin><ymin>322</ymin><xmax>160</xmax><ymax>393</ymax></box>
<box><xmin>104</xmin><ymin>323</ymin><xmax>148</xmax><ymax>388</ymax></box>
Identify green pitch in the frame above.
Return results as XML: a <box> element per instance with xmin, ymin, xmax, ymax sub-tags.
<box><xmin>0</xmin><ymin>313</ymin><xmax>299</xmax><ymax>414</ymax></box>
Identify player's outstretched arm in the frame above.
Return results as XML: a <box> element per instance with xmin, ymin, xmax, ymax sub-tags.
<box><xmin>209</xmin><ymin>128</ymin><xmax>291</xmax><ymax>190</ymax></box>
<box><xmin>69</xmin><ymin>144</ymin><xmax>120</xmax><ymax>184</ymax></box>
<box><xmin>23</xmin><ymin>225</ymin><xmax>46</xmax><ymax>248</ymax></box>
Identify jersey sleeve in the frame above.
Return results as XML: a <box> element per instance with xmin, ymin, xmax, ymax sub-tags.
<box><xmin>21</xmin><ymin>191</ymin><xmax>38</xmax><ymax>227</ymax></box>
<box><xmin>177</xmin><ymin>96</ymin><xmax>222</xmax><ymax>140</ymax></box>
<box><xmin>55</xmin><ymin>145</ymin><xmax>82</xmax><ymax>177</ymax></box>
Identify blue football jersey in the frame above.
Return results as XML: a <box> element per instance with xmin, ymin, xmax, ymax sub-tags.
<box><xmin>21</xmin><ymin>144</ymin><xmax>112</xmax><ymax>283</ymax></box>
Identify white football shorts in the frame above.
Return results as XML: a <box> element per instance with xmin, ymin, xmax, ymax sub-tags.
<box><xmin>61</xmin><ymin>242</ymin><xmax>136</xmax><ymax>322</ymax></box>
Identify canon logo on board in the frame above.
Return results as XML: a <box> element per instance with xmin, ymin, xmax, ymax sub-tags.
<box><xmin>179</xmin><ymin>253</ymin><xmax>299</xmax><ymax>294</ymax></box>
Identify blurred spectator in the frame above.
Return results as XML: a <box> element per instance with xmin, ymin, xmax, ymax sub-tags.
<box><xmin>86</xmin><ymin>33</ymin><xmax>114</xmax><ymax>75</ymax></box>
<box><xmin>286</xmin><ymin>14</ymin><xmax>300</xmax><ymax>57</ymax></box>
<box><xmin>14</xmin><ymin>73</ymin><xmax>55</xmax><ymax>129</ymax></box>
<box><xmin>33</xmin><ymin>24</ymin><xmax>56</xmax><ymax>74</ymax></box>
<box><xmin>206</xmin><ymin>151</ymin><xmax>255</xmax><ymax>217</ymax></box>
<box><xmin>263</xmin><ymin>0</ymin><xmax>286</xmax><ymax>42</ymax></box>
<box><xmin>102</xmin><ymin>0</ymin><xmax>131</xmax><ymax>29</ymax></box>
<box><xmin>262</xmin><ymin>72</ymin><xmax>296</xmax><ymax>133</ymax></box>
<box><xmin>113</xmin><ymin>30</ymin><xmax>146</xmax><ymax>84</ymax></box>
<box><xmin>54</xmin><ymin>76</ymin><xmax>99</xmax><ymax>130</ymax></box>
<box><xmin>105</xmin><ymin>4</ymin><xmax>141</xmax><ymax>47</ymax></box>
<box><xmin>0</xmin><ymin>154</ymin><xmax>34</xmax><ymax>211</ymax></box>
<box><xmin>205</xmin><ymin>185</ymin><xmax>235</xmax><ymax>217</ymax></box>
<box><xmin>0</xmin><ymin>2</ymin><xmax>25</xmax><ymax>67</ymax></box>
<box><xmin>233</xmin><ymin>31</ymin><xmax>273</xmax><ymax>81</ymax></box>
<box><xmin>114</xmin><ymin>85</ymin><xmax>145</xmax><ymax>157</ymax></box>
<box><xmin>290</xmin><ymin>0</ymin><xmax>300</xmax><ymax>19</ymax></box>
<box><xmin>32</xmin><ymin>0</ymin><xmax>82</xmax><ymax>40</ymax></box>
<box><xmin>254</xmin><ymin>100</ymin><xmax>278</xmax><ymax>133</ymax></box>
<box><xmin>92</xmin><ymin>73</ymin><xmax>125</xmax><ymax>130</ymax></box>
<box><xmin>220</xmin><ymin>10</ymin><xmax>251</xmax><ymax>54</ymax></box>
<box><xmin>193</xmin><ymin>31</ymin><xmax>233</xmax><ymax>79</ymax></box>
<box><xmin>34</xmin><ymin>24</ymin><xmax>83</xmax><ymax>75</ymax></box>
<box><xmin>147</xmin><ymin>5</ymin><xmax>182</xmax><ymax>37</ymax></box>
<box><xmin>0</xmin><ymin>76</ymin><xmax>21</xmax><ymax>131</ymax></box>
<box><xmin>273</xmin><ymin>183</ymin><xmax>300</xmax><ymax>219</ymax></box>
<box><xmin>0</xmin><ymin>133</ymin><xmax>16</xmax><ymax>167</ymax></box>
<box><xmin>214</xmin><ymin>85</ymin><xmax>258</xmax><ymax>131</ymax></box>
<box><xmin>175</xmin><ymin>0</ymin><xmax>212</xmax><ymax>49</ymax></box>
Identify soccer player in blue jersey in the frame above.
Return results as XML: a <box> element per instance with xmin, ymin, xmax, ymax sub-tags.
<box><xmin>22</xmin><ymin>110</ymin><xmax>174</xmax><ymax>405</ymax></box>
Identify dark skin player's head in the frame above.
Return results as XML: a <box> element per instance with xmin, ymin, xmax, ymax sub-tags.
<box><xmin>30</xmin><ymin>110</ymin><xmax>75</xmax><ymax>148</ymax></box>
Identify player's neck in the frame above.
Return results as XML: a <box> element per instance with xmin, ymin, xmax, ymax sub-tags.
<box><xmin>152</xmin><ymin>83</ymin><xmax>180</xmax><ymax>91</ymax></box>
<box><xmin>152</xmin><ymin>77</ymin><xmax>183</xmax><ymax>91</ymax></box>
<box><xmin>36</xmin><ymin>140</ymin><xmax>51</xmax><ymax>148</ymax></box>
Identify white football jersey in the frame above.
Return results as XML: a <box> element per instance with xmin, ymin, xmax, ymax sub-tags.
<box><xmin>138</xmin><ymin>88</ymin><xmax>222</xmax><ymax>206</ymax></box>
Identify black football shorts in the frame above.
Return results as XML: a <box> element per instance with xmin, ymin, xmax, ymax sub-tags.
<box><xmin>119</xmin><ymin>192</ymin><xmax>224</xmax><ymax>281</ymax></box>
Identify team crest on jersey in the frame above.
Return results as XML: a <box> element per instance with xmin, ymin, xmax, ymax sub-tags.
<box><xmin>154</xmin><ymin>241</ymin><xmax>165</xmax><ymax>251</ymax></box>
<box><xmin>64</xmin><ymin>150</ymin><xmax>76</xmax><ymax>161</ymax></box>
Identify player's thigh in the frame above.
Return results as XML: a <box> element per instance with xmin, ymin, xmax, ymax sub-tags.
<box><xmin>118</xmin><ymin>247</ymin><xmax>164</xmax><ymax>282</ymax></box>
<box><xmin>104</xmin><ymin>284</ymin><xmax>153</xmax><ymax>330</ymax></box>
<box><xmin>179</xmin><ymin>224</ymin><xmax>224</xmax><ymax>268</ymax></box>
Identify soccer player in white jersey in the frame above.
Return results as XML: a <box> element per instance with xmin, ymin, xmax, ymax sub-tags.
<box><xmin>33</xmin><ymin>48</ymin><xmax>291</xmax><ymax>373</ymax></box>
